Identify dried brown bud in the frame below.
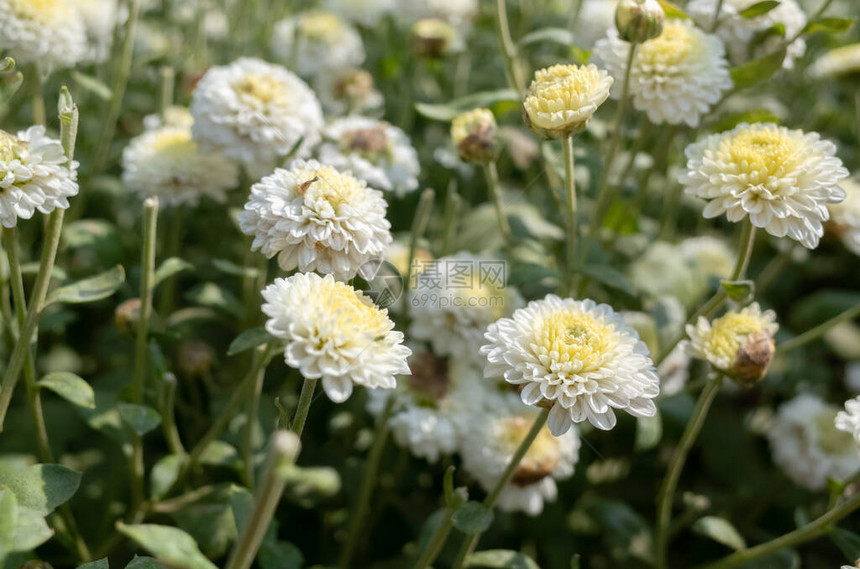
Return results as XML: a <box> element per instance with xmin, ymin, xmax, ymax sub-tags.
<box><xmin>732</xmin><ymin>329</ymin><xmax>775</xmax><ymax>386</ymax></box>
<box><xmin>114</xmin><ymin>298</ymin><xmax>142</xmax><ymax>338</ymax></box>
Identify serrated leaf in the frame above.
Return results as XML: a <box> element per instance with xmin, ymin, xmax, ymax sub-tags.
<box><xmin>802</xmin><ymin>17</ymin><xmax>854</xmax><ymax>35</ymax></box>
<box><xmin>46</xmin><ymin>265</ymin><xmax>125</xmax><ymax>306</ymax></box>
<box><xmin>78</xmin><ymin>558</ymin><xmax>109</xmax><ymax>569</ymax></box>
<box><xmin>518</xmin><ymin>27</ymin><xmax>575</xmax><ymax>47</ymax></box>
<box><xmin>37</xmin><ymin>372</ymin><xmax>95</xmax><ymax>409</ymax></box>
<box><xmin>634</xmin><ymin>412</ymin><xmax>662</xmax><ymax>452</ymax></box>
<box><xmin>116</xmin><ymin>523</ymin><xmax>218</xmax><ymax>569</ymax></box>
<box><xmin>117</xmin><ymin>404</ymin><xmax>162</xmax><ymax>436</ymax></box>
<box><xmin>452</xmin><ymin>501</ymin><xmax>494</xmax><ymax>535</ymax></box>
<box><xmin>227</xmin><ymin>327</ymin><xmax>273</xmax><ymax>356</ymax></box>
<box><xmin>415</xmin><ymin>89</ymin><xmax>519</xmax><ymax>121</ymax></box>
<box><xmin>466</xmin><ymin>550</ymin><xmax>541</xmax><ymax>569</ymax></box>
<box><xmin>125</xmin><ymin>556</ymin><xmax>166</xmax><ymax>569</ymax></box>
<box><xmin>0</xmin><ymin>461</ymin><xmax>81</xmax><ymax>516</ymax></box>
<box><xmin>738</xmin><ymin>1</ymin><xmax>780</xmax><ymax>18</ymax></box>
<box><xmin>830</xmin><ymin>528</ymin><xmax>860</xmax><ymax>562</ymax></box>
<box><xmin>721</xmin><ymin>279</ymin><xmax>755</xmax><ymax>304</ymax></box>
<box><xmin>693</xmin><ymin>516</ymin><xmax>747</xmax><ymax>551</ymax></box>
<box><xmin>730</xmin><ymin>48</ymin><xmax>786</xmax><ymax>90</ymax></box>
<box><xmin>154</xmin><ymin>258</ymin><xmax>194</xmax><ymax>287</ymax></box>
<box><xmin>579</xmin><ymin>264</ymin><xmax>635</xmax><ymax>296</ymax></box>
<box><xmin>70</xmin><ymin>71</ymin><xmax>112</xmax><ymax>100</ymax></box>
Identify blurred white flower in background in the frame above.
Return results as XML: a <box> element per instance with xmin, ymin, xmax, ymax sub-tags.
<box><xmin>239</xmin><ymin>160</ymin><xmax>392</xmax><ymax>280</ymax></box>
<box><xmin>827</xmin><ymin>178</ymin><xmax>860</xmax><ymax>256</ymax></box>
<box><xmin>74</xmin><ymin>0</ymin><xmax>120</xmax><ymax>64</ymax></box>
<box><xmin>768</xmin><ymin>393</ymin><xmax>860</xmax><ymax>490</ymax></box>
<box><xmin>0</xmin><ymin>127</ymin><xmax>79</xmax><ymax>228</ymax></box>
<box><xmin>0</xmin><ymin>0</ymin><xmax>87</xmax><ymax>71</ymax></box>
<box><xmin>315</xmin><ymin>68</ymin><xmax>385</xmax><ymax>117</ymax></box>
<box><xmin>835</xmin><ymin>395</ymin><xmax>860</xmax><ymax>448</ymax></box>
<box><xmin>810</xmin><ymin>43</ymin><xmax>860</xmax><ymax>79</ymax></box>
<box><xmin>323</xmin><ymin>0</ymin><xmax>395</xmax><ymax>27</ymax></box>
<box><xmin>574</xmin><ymin>0</ymin><xmax>620</xmax><ymax>49</ymax></box>
<box><xmin>593</xmin><ymin>19</ymin><xmax>732</xmax><ymax>127</ymax></box>
<box><xmin>190</xmin><ymin>57</ymin><xmax>323</xmax><ymax>177</ymax></box>
<box><xmin>680</xmin><ymin>123</ymin><xmax>849</xmax><ymax>249</ymax></box>
<box><xmin>271</xmin><ymin>11</ymin><xmax>365</xmax><ymax>79</ymax></box>
<box><xmin>317</xmin><ymin>117</ymin><xmax>420</xmax><ymax>198</ymax></box>
<box><xmin>262</xmin><ymin>273</ymin><xmax>411</xmax><ymax>403</ymax></box>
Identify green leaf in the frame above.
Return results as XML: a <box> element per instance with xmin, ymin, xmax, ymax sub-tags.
<box><xmin>518</xmin><ymin>27</ymin><xmax>575</xmax><ymax>48</ymax></box>
<box><xmin>709</xmin><ymin>109</ymin><xmax>782</xmax><ymax>133</ymax></box>
<box><xmin>117</xmin><ymin>404</ymin><xmax>162</xmax><ymax>436</ymax></box>
<box><xmin>116</xmin><ymin>523</ymin><xmax>218</xmax><ymax>569</ymax></box>
<box><xmin>212</xmin><ymin>258</ymin><xmax>259</xmax><ymax>278</ymax></box>
<box><xmin>37</xmin><ymin>372</ymin><xmax>95</xmax><ymax>409</ymax></box>
<box><xmin>508</xmin><ymin>264</ymin><xmax>559</xmax><ymax>288</ymax></box>
<box><xmin>415</xmin><ymin>89</ymin><xmax>519</xmax><ymax>121</ymax></box>
<box><xmin>692</xmin><ymin>516</ymin><xmax>747</xmax><ymax>551</ymax></box>
<box><xmin>452</xmin><ymin>502</ymin><xmax>494</xmax><ymax>535</ymax></box>
<box><xmin>185</xmin><ymin>283</ymin><xmax>244</xmax><ymax>319</ymax></box>
<box><xmin>0</xmin><ymin>486</ymin><xmax>18</xmax><ymax>559</ymax></box>
<box><xmin>78</xmin><ymin>558</ymin><xmax>109</xmax><ymax>569</ymax></box>
<box><xmin>729</xmin><ymin>48</ymin><xmax>786</xmax><ymax>90</ymax></box>
<box><xmin>70</xmin><ymin>71</ymin><xmax>112</xmax><ymax>100</ymax></box>
<box><xmin>173</xmin><ymin>499</ymin><xmax>238</xmax><ymax>559</ymax></box>
<box><xmin>0</xmin><ymin>461</ymin><xmax>81</xmax><ymax>516</ymax></box>
<box><xmin>46</xmin><ymin>265</ymin><xmax>125</xmax><ymax>306</ymax></box>
<box><xmin>154</xmin><ymin>258</ymin><xmax>194</xmax><ymax>287</ymax></box>
<box><xmin>802</xmin><ymin>17</ymin><xmax>854</xmax><ymax>35</ymax></box>
<box><xmin>227</xmin><ymin>327</ymin><xmax>273</xmax><ymax>356</ymax></box>
<box><xmin>634</xmin><ymin>412</ymin><xmax>662</xmax><ymax>452</ymax></box>
<box><xmin>198</xmin><ymin>441</ymin><xmax>240</xmax><ymax>468</ymax></box>
<box><xmin>13</xmin><ymin>507</ymin><xmax>54</xmax><ymax>551</ymax></box>
<box><xmin>125</xmin><ymin>556</ymin><xmax>166</xmax><ymax>569</ymax></box>
<box><xmin>229</xmin><ymin>486</ymin><xmax>254</xmax><ymax>536</ymax></box>
<box><xmin>258</xmin><ymin>540</ymin><xmax>303</xmax><ymax>569</ymax></box>
<box><xmin>150</xmin><ymin>455</ymin><xmax>184</xmax><ymax>500</ymax></box>
<box><xmin>579</xmin><ymin>264</ymin><xmax>635</xmax><ymax>296</ymax></box>
<box><xmin>738</xmin><ymin>1</ymin><xmax>780</xmax><ymax>18</ymax></box>
<box><xmin>282</xmin><ymin>466</ymin><xmax>341</xmax><ymax>508</ymax></box>
<box><xmin>657</xmin><ymin>0</ymin><xmax>688</xmax><ymax>19</ymax></box>
<box><xmin>830</xmin><ymin>528</ymin><xmax>860</xmax><ymax>562</ymax></box>
<box><xmin>466</xmin><ymin>550</ymin><xmax>541</xmax><ymax>569</ymax></box>
<box><xmin>721</xmin><ymin>280</ymin><xmax>755</xmax><ymax>305</ymax></box>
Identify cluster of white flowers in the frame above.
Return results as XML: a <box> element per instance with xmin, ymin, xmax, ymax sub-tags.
<box><xmin>270</xmin><ymin>11</ymin><xmax>365</xmax><ymax>79</ymax></box>
<box><xmin>0</xmin><ymin>127</ymin><xmax>79</xmax><ymax>228</ymax></box>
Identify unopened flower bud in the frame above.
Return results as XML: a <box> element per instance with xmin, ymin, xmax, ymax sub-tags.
<box><xmin>114</xmin><ymin>298</ymin><xmax>142</xmax><ymax>338</ymax></box>
<box><xmin>411</xmin><ymin>18</ymin><xmax>458</xmax><ymax>59</ymax></box>
<box><xmin>177</xmin><ymin>340</ymin><xmax>216</xmax><ymax>376</ymax></box>
<box><xmin>333</xmin><ymin>68</ymin><xmax>377</xmax><ymax>108</ymax></box>
<box><xmin>615</xmin><ymin>0</ymin><xmax>665</xmax><ymax>44</ymax></box>
<box><xmin>732</xmin><ymin>329</ymin><xmax>775</xmax><ymax>386</ymax></box>
<box><xmin>451</xmin><ymin>108</ymin><xmax>498</xmax><ymax>164</ymax></box>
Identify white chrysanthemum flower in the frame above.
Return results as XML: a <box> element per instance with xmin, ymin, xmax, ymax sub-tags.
<box><xmin>593</xmin><ymin>19</ymin><xmax>732</xmax><ymax>127</ymax></box>
<box><xmin>75</xmin><ymin>0</ymin><xmax>120</xmax><ymax>64</ymax></box>
<box><xmin>827</xmin><ymin>178</ymin><xmax>860</xmax><ymax>256</ymax></box>
<box><xmin>190</xmin><ymin>57</ymin><xmax>324</xmax><ymax>176</ymax></box>
<box><xmin>409</xmin><ymin>253</ymin><xmax>524</xmax><ymax>364</ymax></box>
<box><xmin>396</xmin><ymin>0</ymin><xmax>478</xmax><ymax>30</ymax></box>
<box><xmin>768</xmin><ymin>394</ymin><xmax>860</xmax><ymax>490</ymax></box>
<box><xmin>317</xmin><ymin>117</ymin><xmax>420</xmax><ymax>198</ymax></box>
<box><xmin>238</xmin><ymin>160</ymin><xmax>392</xmax><ymax>281</ymax></box>
<box><xmin>0</xmin><ymin>127</ymin><xmax>79</xmax><ymax>229</ymax></box>
<box><xmin>810</xmin><ymin>43</ymin><xmax>860</xmax><ymax>79</ymax></box>
<box><xmin>687</xmin><ymin>303</ymin><xmax>778</xmax><ymax>385</ymax></box>
<box><xmin>574</xmin><ymin>0</ymin><xmax>620</xmax><ymax>49</ymax></box>
<box><xmin>122</xmin><ymin>113</ymin><xmax>240</xmax><ymax>207</ymax></box>
<box><xmin>835</xmin><ymin>395</ymin><xmax>860</xmax><ymax>448</ymax></box>
<box><xmin>0</xmin><ymin>0</ymin><xmax>87</xmax><ymax>70</ymax></box>
<box><xmin>523</xmin><ymin>64</ymin><xmax>614</xmax><ymax>137</ymax></box>
<box><xmin>262</xmin><ymin>273</ymin><xmax>411</xmax><ymax>403</ymax></box>
<box><xmin>482</xmin><ymin>295</ymin><xmax>660</xmax><ymax>435</ymax></box>
<box><xmin>322</xmin><ymin>0</ymin><xmax>395</xmax><ymax>27</ymax></box>
<box><xmin>271</xmin><ymin>11</ymin><xmax>365</xmax><ymax>79</ymax></box>
<box><xmin>459</xmin><ymin>393</ymin><xmax>580</xmax><ymax>516</ymax></box>
<box><xmin>680</xmin><ymin>123</ymin><xmax>849</xmax><ymax>249</ymax></box>
<box><xmin>143</xmin><ymin>105</ymin><xmax>195</xmax><ymax>131</ymax></box>
<box><xmin>688</xmin><ymin>0</ymin><xmax>807</xmax><ymax>69</ymax></box>
<box><xmin>314</xmin><ymin>68</ymin><xmax>385</xmax><ymax>118</ymax></box>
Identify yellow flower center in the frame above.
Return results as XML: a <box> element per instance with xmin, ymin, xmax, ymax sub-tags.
<box><xmin>705</xmin><ymin>312</ymin><xmax>764</xmax><ymax>363</ymax></box>
<box><xmin>233</xmin><ymin>74</ymin><xmax>290</xmax><ymax>107</ymax></box>
<box><xmin>11</xmin><ymin>0</ymin><xmax>62</xmax><ymax>23</ymax></box>
<box><xmin>813</xmin><ymin>409</ymin><xmax>856</xmax><ymax>456</ymax></box>
<box><xmin>298</xmin><ymin>11</ymin><xmax>344</xmax><ymax>41</ymax></box>
<box><xmin>150</xmin><ymin>129</ymin><xmax>197</xmax><ymax>156</ymax></box>
<box><xmin>535</xmin><ymin>310</ymin><xmax>614</xmax><ymax>372</ymax></box>
<box><xmin>638</xmin><ymin>20</ymin><xmax>698</xmax><ymax>68</ymax></box>
<box><xmin>497</xmin><ymin>417</ymin><xmax>561</xmax><ymax>485</ymax></box>
<box><xmin>317</xmin><ymin>278</ymin><xmax>392</xmax><ymax>343</ymax></box>
<box><xmin>723</xmin><ymin>127</ymin><xmax>804</xmax><ymax>181</ymax></box>
<box><xmin>0</xmin><ymin>130</ymin><xmax>24</xmax><ymax>163</ymax></box>
<box><xmin>292</xmin><ymin>165</ymin><xmax>363</xmax><ymax>210</ymax></box>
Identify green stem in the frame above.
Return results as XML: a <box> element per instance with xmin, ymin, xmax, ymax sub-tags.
<box><xmin>655</xmin><ymin>376</ymin><xmax>724</xmax><ymax>569</ymax></box>
<box><xmin>28</xmin><ymin>63</ymin><xmax>45</xmax><ymax>126</ymax></box>
<box><xmin>440</xmin><ymin>181</ymin><xmax>462</xmax><ymax>257</ymax></box>
<box><xmin>412</xmin><ymin>508</ymin><xmax>455</xmax><ymax>569</ymax></box>
<box><xmin>756</xmin><ymin>246</ymin><xmax>793</xmax><ymax>294</ymax></box>
<box><xmin>242</xmin><ymin>361</ymin><xmax>267</xmax><ymax>490</ymax></box>
<box><xmin>339</xmin><ymin>398</ymin><xmax>395</xmax><ymax>569</ymax></box>
<box><xmin>711</xmin><ymin>0</ymin><xmax>725</xmax><ymax>32</ymax></box>
<box><xmin>786</xmin><ymin>0</ymin><xmax>833</xmax><ymax>45</ymax></box>
<box><xmin>562</xmin><ymin>135</ymin><xmax>577</xmax><ymax>294</ymax></box>
<box><xmin>450</xmin><ymin>409</ymin><xmax>550</xmax><ymax>569</ymax></box>
<box><xmin>699</xmin><ymin>490</ymin><xmax>860</xmax><ymax>569</ymax></box>
<box><xmin>158</xmin><ymin>204</ymin><xmax>184</xmax><ymax>316</ymax></box>
<box><xmin>160</xmin><ymin>373</ymin><xmax>185</xmax><ymax>456</ymax></box>
<box><xmin>402</xmin><ymin>187</ymin><xmax>435</xmax><ymax>312</ymax></box>
<box><xmin>482</xmin><ymin>162</ymin><xmax>512</xmax><ymax>250</ymax></box>
<box><xmin>224</xmin><ymin>431</ymin><xmax>300</xmax><ymax>569</ymax></box>
<box><xmin>494</xmin><ymin>0</ymin><xmax>526</xmax><ymax>95</ymax></box>
<box><xmin>777</xmin><ymin>301</ymin><xmax>860</xmax><ymax>354</ymax></box>
<box><xmin>290</xmin><ymin>377</ymin><xmax>318</xmax><ymax>439</ymax></box>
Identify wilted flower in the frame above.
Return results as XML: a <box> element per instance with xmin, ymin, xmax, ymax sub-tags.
<box><xmin>680</xmin><ymin>123</ymin><xmax>849</xmax><ymax>249</ymax></box>
<box><xmin>523</xmin><ymin>64</ymin><xmax>614</xmax><ymax>138</ymax></box>
<box><xmin>835</xmin><ymin>395</ymin><xmax>860</xmax><ymax>448</ymax></box>
<box><xmin>238</xmin><ymin>160</ymin><xmax>393</xmax><ymax>281</ymax></box>
<box><xmin>316</xmin><ymin>68</ymin><xmax>385</xmax><ymax>117</ymax></box>
<box><xmin>827</xmin><ymin>178</ymin><xmax>860</xmax><ymax>256</ymax></box>
<box><xmin>687</xmin><ymin>303</ymin><xmax>778</xmax><ymax>385</ymax></box>
<box><xmin>190</xmin><ymin>57</ymin><xmax>323</xmax><ymax>175</ymax></box>
<box><xmin>0</xmin><ymin>127</ymin><xmax>79</xmax><ymax>228</ymax></box>
<box><xmin>768</xmin><ymin>394</ymin><xmax>860</xmax><ymax>490</ymax></box>
<box><xmin>451</xmin><ymin>108</ymin><xmax>498</xmax><ymax>164</ymax></box>
<box><xmin>261</xmin><ymin>273</ymin><xmax>411</xmax><ymax>403</ymax></box>
<box><xmin>482</xmin><ymin>295</ymin><xmax>660</xmax><ymax>434</ymax></box>
<box><xmin>316</xmin><ymin>117</ymin><xmax>420</xmax><ymax>197</ymax></box>
<box><xmin>411</xmin><ymin>18</ymin><xmax>461</xmax><ymax>58</ymax></box>
<box><xmin>687</xmin><ymin>0</ymin><xmax>807</xmax><ymax>69</ymax></box>
<box><xmin>593</xmin><ymin>19</ymin><xmax>732</xmax><ymax>127</ymax></box>
<box><xmin>114</xmin><ymin>298</ymin><xmax>142</xmax><ymax>337</ymax></box>
<box><xmin>615</xmin><ymin>0</ymin><xmax>664</xmax><ymax>44</ymax></box>
<box><xmin>810</xmin><ymin>43</ymin><xmax>860</xmax><ymax>79</ymax></box>
<box><xmin>122</xmin><ymin>109</ymin><xmax>240</xmax><ymax>207</ymax></box>
<box><xmin>0</xmin><ymin>0</ymin><xmax>87</xmax><ymax>71</ymax></box>
<box><xmin>271</xmin><ymin>11</ymin><xmax>365</xmax><ymax>78</ymax></box>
